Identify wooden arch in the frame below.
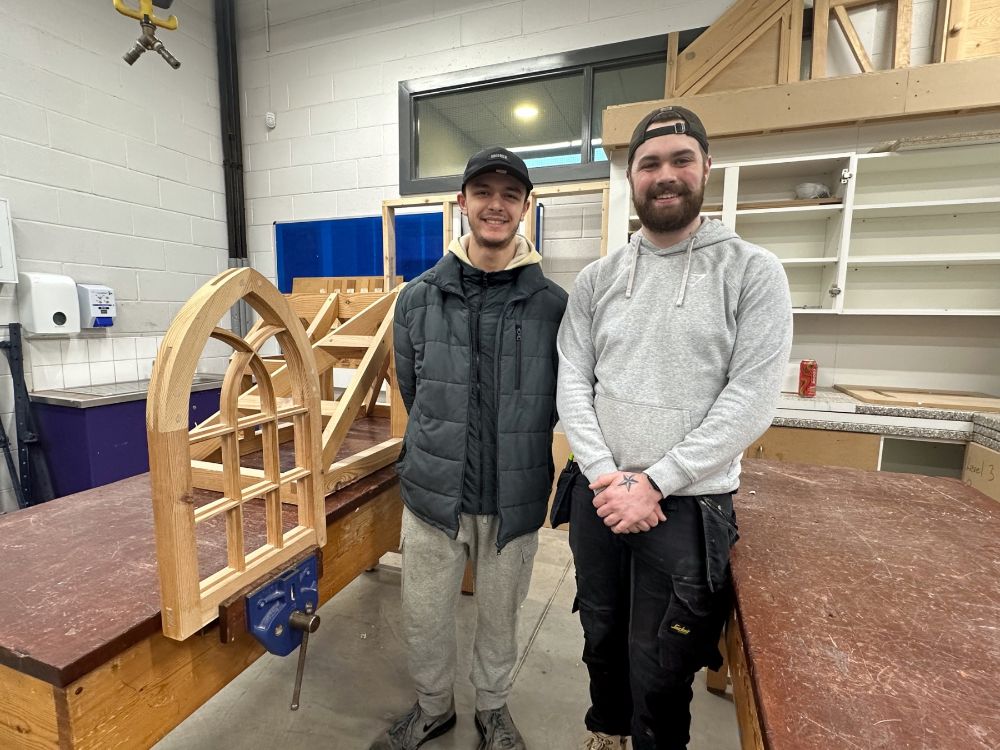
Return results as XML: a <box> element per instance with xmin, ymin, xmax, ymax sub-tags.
<box><xmin>147</xmin><ymin>267</ymin><xmax>325</xmax><ymax>641</ymax></box>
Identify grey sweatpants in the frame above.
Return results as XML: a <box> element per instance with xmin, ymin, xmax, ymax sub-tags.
<box><xmin>401</xmin><ymin>507</ymin><xmax>538</xmax><ymax>714</ymax></box>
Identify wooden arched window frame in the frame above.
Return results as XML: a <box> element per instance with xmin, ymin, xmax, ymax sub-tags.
<box><xmin>147</xmin><ymin>268</ymin><xmax>325</xmax><ymax>641</ymax></box>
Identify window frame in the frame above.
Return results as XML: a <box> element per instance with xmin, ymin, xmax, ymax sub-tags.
<box><xmin>398</xmin><ymin>35</ymin><xmax>688</xmax><ymax>196</ymax></box>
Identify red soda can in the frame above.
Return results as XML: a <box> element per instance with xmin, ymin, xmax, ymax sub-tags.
<box><xmin>798</xmin><ymin>360</ymin><xmax>817</xmax><ymax>398</ymax></box>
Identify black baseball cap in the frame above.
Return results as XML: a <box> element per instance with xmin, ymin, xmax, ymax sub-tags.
<box><xmin>462</xmin><ymin>147</ymin><xmax>533</xmax><ymax>193</ymax></box>
<box><xmin>627</xmin><ymin>106</ymin><xmax>709</xmax><ymax>164</ymax></box>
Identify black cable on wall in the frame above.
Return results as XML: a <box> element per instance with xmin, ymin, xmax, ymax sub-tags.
<box><xmin>214</xmin><ymin>0</ymin><xmax>248</xmax><ymax>264</ymax></box>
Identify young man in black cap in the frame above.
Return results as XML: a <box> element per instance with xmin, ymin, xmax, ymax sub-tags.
<box><xmin>369</xmin><ymin>147</ymin><xmax>567</xmax><ymax>750</ymax></box>
<box><xmin>555</xmin><ymin>105</ymin><xmax>792</xmax><ymax>748</ymax></box>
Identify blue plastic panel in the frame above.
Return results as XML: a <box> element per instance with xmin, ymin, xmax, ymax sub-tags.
<box><xmin>275</xmin><ymin>213</ymin><xmax>444</xmax><ymax>292</ymax></box>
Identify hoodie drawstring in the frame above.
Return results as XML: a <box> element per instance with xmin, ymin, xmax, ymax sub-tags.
<box><xmin>624</xmin><ymin>232</ymin><xmax>642</xmax><ymax>299</ymax></box>
<box><xmin>675</xmin><ymin>234</ymin><xmax>696</xmax><ymax>307</ymax></box>
<box><xmin>624</xmin><ymin>231</ymin><xmax>697</xmax><ymax>306</ymax></box>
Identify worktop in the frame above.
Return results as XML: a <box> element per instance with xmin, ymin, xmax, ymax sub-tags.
<box><xmin>0</xmin><ymin>417</ymin><xmax>394</xmax><ymax>688</ymax></box>
<box><xmin>773</xmin><ymin>388</ymin><xmax>995</xmax><ymax>445</ymax></box>
<box><xmin>732</xmin><ymin>460</ymin><xmax>1000</xmax><ymax>749</ymax></box>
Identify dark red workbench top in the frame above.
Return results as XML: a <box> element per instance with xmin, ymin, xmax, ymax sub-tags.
<box><xmin>734</xmin><ymin>459</ymin><xmax>1000</xmax><ymax>750</ymax></box>
<box><xmin>0</xmin><ymin>418</ymin><xmax>397</xmax><ymax>688</ymax></box>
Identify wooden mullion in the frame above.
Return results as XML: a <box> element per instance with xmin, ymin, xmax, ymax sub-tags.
<box><xmin>219</xmin><ymin>429</ymin><xmax>246</xmax><ymax>572</ymax></box>
<box><xmin>226</xmin><ymin>506</ymin><xmax>246</xmax><ymax>572</ymax></box>
<box><xmin>292</xmin><ymin>412</ymin><xmax>315</xmax><ymax>531</ymax></box>
<box><xmin>265</xmin><ymin>487</ymin><xmax>283</xmax><ymax>548</ymax></box>
<box><xmin>259</xmin><ymin>416</ymin><xmax>283</xmax><ymax>546</ymax></box>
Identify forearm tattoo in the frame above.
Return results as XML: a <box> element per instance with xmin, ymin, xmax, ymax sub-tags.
<box><xmin>618</xmin><ymin>474</ymin><xmax>638</xmax><ymax>491</ymax></box>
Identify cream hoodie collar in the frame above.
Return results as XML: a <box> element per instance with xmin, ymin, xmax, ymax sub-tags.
<box><xmin>448</xmin><ymin>233</ymin><xmax>542</xmax><ymax>271</ymax></box>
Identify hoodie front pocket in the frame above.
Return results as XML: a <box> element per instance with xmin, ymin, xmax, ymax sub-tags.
<box><xmin>594</xmin><ymin>393</ymin><xmax>690</xmax><ymax>472</ymax></box>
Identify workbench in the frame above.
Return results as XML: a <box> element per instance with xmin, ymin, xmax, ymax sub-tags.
<box><xmin>0</xmin><ymin>417</ymin><xmax>402</xmax><ymax>750</ymax></box>
<box><xmin>728</xmin><ymin>459</ymin><xmax>1000</xmax><ymax>750</ymax></box>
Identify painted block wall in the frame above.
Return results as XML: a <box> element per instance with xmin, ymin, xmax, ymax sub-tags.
<box><xmin>234</xmin><ymin>0</ymin><xmax>735</xmax><ymax>286</ymax></box>
<box><xmin>0</xmin><ymin>0</ymin><xmax>229</xmax><ymax>510</ymax></box>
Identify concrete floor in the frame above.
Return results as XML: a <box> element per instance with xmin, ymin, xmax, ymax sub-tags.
<box><xmin>155</xmin><ymin>528</ymin><xmax>740</xmax><ymax>750</ymax></box>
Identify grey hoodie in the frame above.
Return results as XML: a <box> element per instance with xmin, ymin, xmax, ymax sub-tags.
<box><xmin>556</xmin><ymin>218</ymin><xmax>793</xmax><ymax>498</ymax></box>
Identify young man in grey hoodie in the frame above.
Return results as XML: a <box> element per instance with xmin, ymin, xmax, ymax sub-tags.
<box><xmin>370</xmin><ymin>147</ymin><xmax>567</xmax><ymax>750</ymax></box>
<box><xmin>555</xmin><ymin>106</ymin><xmax>793</xmax><ymax>749</ymax></box>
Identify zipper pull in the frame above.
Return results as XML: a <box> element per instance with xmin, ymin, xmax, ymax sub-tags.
<box><xmin>515</xmin><ymin>324</ymin><xmax>522</xmax><ymax>340</ymax></box>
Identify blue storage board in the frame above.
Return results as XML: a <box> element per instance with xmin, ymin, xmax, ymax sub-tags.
<box><xmin>275</xmin><ymin>213</ymin><xmax>444</xmax><ymax>291</ymax></box>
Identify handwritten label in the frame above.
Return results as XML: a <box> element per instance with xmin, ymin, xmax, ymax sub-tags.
<box><xmin>963</xmin><ymin>442</ymin><xmax>1000</xmax><ymax>503</ymax></box>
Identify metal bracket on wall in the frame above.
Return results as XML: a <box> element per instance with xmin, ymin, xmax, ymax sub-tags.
<box><xmin>0</xmin><ymin>323</ymin><xmax>55</xmax><ymax>509</ymax></box>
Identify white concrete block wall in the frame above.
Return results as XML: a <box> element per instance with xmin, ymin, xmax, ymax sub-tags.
<box><xmin>236</xmin><ymin>0</ymin><xmax>733</xmax><ymax>285</ymax></box>
<box><xmin>824</xmin><ymin>0</ymin><xmax>939</xmax><ymax>76</ymax></box>
<box><xmin>538</xmin><ymin>194</ymin><xmax>605</xmax><ymax>294</ymax></box>
<box><xmin>0</xmin><ymin>0</ymin><xmax>228</xmax><ymax>510</ymax></box>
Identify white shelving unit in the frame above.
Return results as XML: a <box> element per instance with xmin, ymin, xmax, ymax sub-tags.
<box><xmin>702</xmin><ymin>143</ymin><xmax>1000</xmax><ymax>316</ymax></box>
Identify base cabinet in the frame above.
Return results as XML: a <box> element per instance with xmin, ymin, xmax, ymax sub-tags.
<box><xmin>744</xmin><ymin>426</ymin><xmax>880</xmax><ymax>470</ymax></box>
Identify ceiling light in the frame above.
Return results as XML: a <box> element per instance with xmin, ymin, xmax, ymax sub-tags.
<box><xmin>514</xmin><ymin>104</ymin><xmax>538</xmax><ymax>121</ymax></box>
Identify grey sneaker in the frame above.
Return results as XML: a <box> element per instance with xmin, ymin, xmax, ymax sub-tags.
<box><xmin>475</xmin><ymin>705</ymin><xmax>526</xmax><ymax>750</ymax></box>
<box><xmin>369</xmin><ymin>701</ymin><xmax>457</xmax><ymax>750</ymax></box>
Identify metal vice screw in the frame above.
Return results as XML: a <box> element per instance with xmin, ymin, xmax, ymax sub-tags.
<box><xmin>289</xmin><ymin>604</ymin><xmax>321</xmax><ymax>711</ymax></box>
<box><xmin>122</xmin><ymin>21</ymin><xmax>181</xmax><ymax>68</ymax></box>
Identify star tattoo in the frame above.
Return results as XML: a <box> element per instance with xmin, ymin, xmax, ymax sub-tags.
<box><xmin>618</xmin><ymin>473</ymin><xmax>638</xmax><ymax>491</ymax></box>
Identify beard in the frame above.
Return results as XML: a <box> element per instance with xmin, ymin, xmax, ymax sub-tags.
<box><xmin>469</xmin><ymin>215</ymin><xmax>518</xmax><ymax>250</ymax></box>
<box><xmin>632</xmin><ymin>180</ymin><xmax>704</xmax><ymax>234</ymax></box>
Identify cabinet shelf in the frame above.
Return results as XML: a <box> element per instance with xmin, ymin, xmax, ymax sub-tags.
<box><xmin>846</xmin><ymin>253</ymin><xmax>1000</xmax><ymax>267</ymax></box>
<box><xmin>781</xmin><ymin>257</ymin><xmax>838</xmax><ymax>266</ymax></box>
<box><xmin>857</xmin><ymin>144</ymin><xmax>1000</xmax><ymax>174</ymax></box>
<box><xmin>662</xmin><ymin>143</ymin><xmax>1000</xmax><ymax>318</ymax></box>
<box><xmin>840</xmin><ymin>308</ymin><xmax>1000</xmax><ymax>316</ymax></box>
<box><xmin>737</xmin><ymin>204</ymin><xmax>842</xmax><ymax>225</ymax></box>
<box><xmin>852</xmin><ymin>197</ymin><xmax>1000</xmax><ymax>217</ymax></box>
<box><xmin>703</xmin><ymin>198</ymin><xmax>842</xmax><ymax>213</ymax></box>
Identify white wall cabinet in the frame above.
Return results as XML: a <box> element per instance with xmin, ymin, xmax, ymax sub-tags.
<box><xmin>692</xmin><ymin>142</ymin><xmax>1000</xmax><ymax>316</ymax></box>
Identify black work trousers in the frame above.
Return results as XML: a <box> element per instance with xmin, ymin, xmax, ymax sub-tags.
<box><xmin>567</xmin><ymin>473</ymin><xmax>732</xmax><ymax>750</ymax></box>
